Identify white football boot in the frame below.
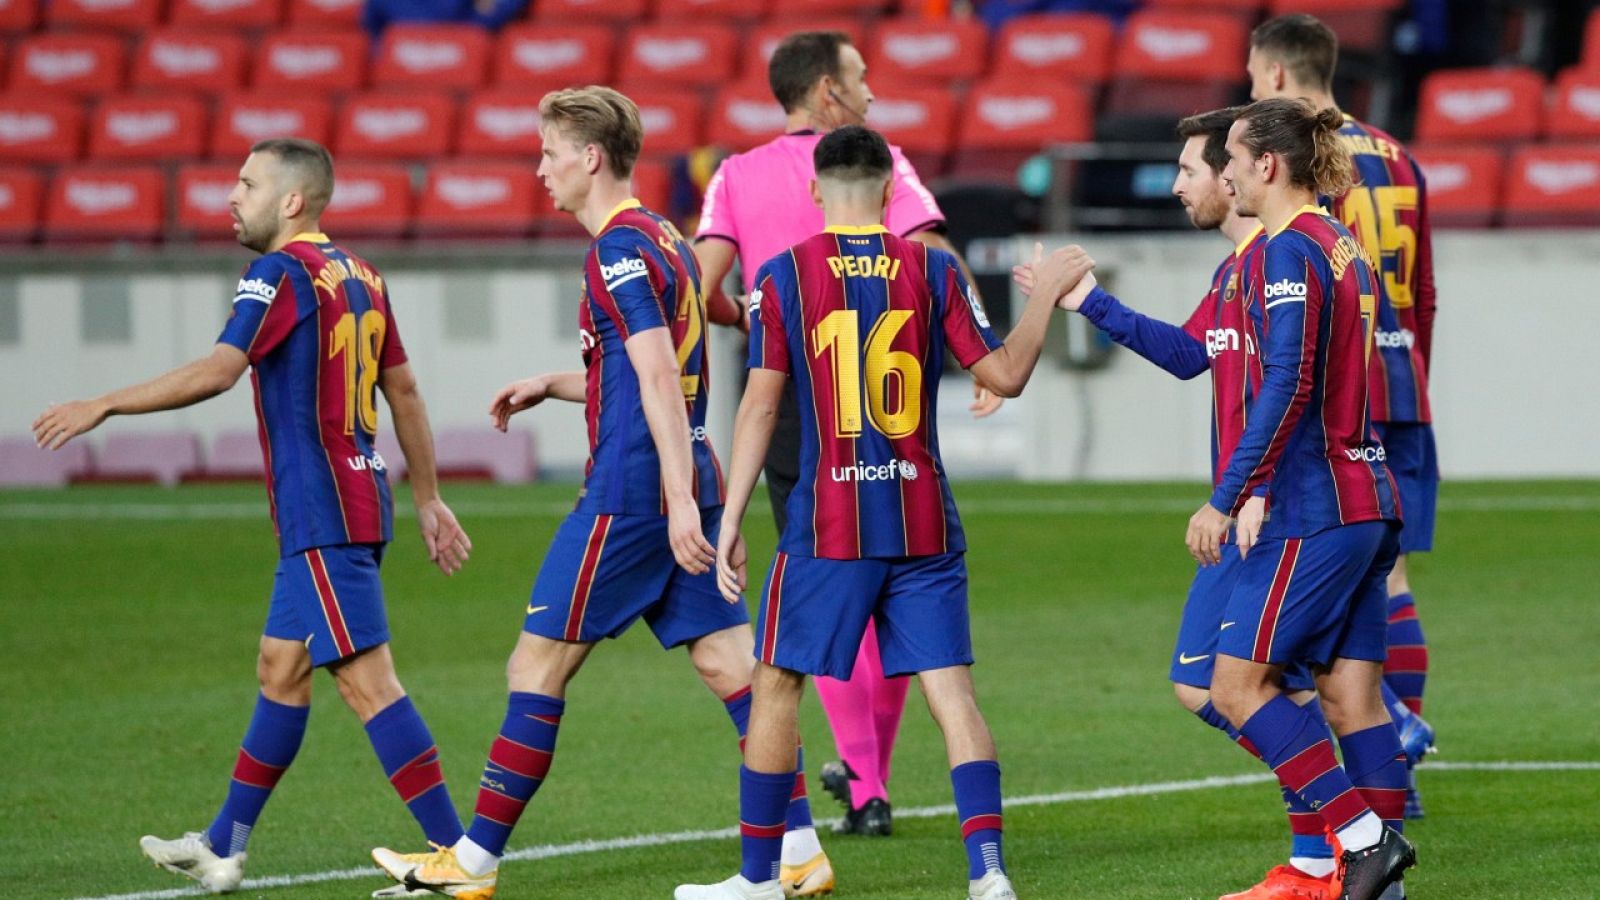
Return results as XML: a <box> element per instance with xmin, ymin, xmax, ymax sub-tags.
<box><xmin>674</xmin><ymin>873</ymin><xmax>786</xmax><ymax>900</ymax></box>
<box><xmin>968</xmin><ymin>869</ymin><xmax>1018</xmax><ymax>900</ymax></box>
<box><xmin>138</xmin><ymin>832</ymin><xmax>245</xmax><ymax>894</ymax></box>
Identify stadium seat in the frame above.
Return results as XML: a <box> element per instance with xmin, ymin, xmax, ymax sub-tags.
<box><xmin>632</xmin><ymin>156</ymin><xmax>670</xmax><ymax>217</ymax></box>
<box><xmin>458</xmin><ymin>91</ymin><xmax>542</xmax><ymax>157</ymax></box>
<box><xmin>0</xmin><ymin>0</ymin><xmax>37</xmax><ymax>33</ymax></box>
<box><xmin>1144</xmin><ymin>0</ymin><xmax>1263</xmax><ymax>10</ymax></box>
<box><xmin>494</xmin><ymin>23</ymin><xmax>613</xmax><ymax>89</ymax></box>
<box><xmin>211</xmin><ymin>93</ymin><xmax>334</xmax><ymax>158</ymax></box>
<box><xmin>44</xmin><ymin>165</ymin><xmax>164</xmax><ymax>241</ymax></box>
<box><xmin>173</xmin><ymin>162</ymin><xmax>239</xmax><ymax>237</ymax></box>
<box><xmin>85</xmin><ymin>431</ymin><xmax>202</xmax><ymax>486</ymax></box>
<box><xmin>867</xmin><ymin>85</ymin><xmax>955</xmax><ymax>168</ymax></box>
<box><xmin>708</xmin><ymin>82</ymin><xmax>786</xmax><ymax>152</ymax></box>
<box><xmin>1547</xmin><ymin>68</ymin><xmax>1600</xmax><ymax>140</ymax></box>
<box><xmin>769</xmin><ymin>0</ymin><xmax>887</xmax><ymax>15</ymax></box>
<box><xmin>0</xmin><ymin>168</ymin><xmax>43</xmax><ymax>241</ymax></box>
<box><xmin>433</xmin><ymin>426</ymin><xmax>536</xmax><ymax>483</ymax></box>
<box><xmin>417</xmin><ymin>161</ymin><xmax>543</xmax><ymax>235</ymax></box>
<box><xmin>10</xmin><ymin>34</ymin><xmax>127</xmax><ymax>97</ymax></box>
<box><xmin>46</xmin><ymin>0</ymin><xmax>161</xmax><ymax>32</ymax></box>
<box><xmin>619</xmin><ymin>24</ymin><xmax>738</xmax><ymax>88</ymax></box>
<box><xmin>652</xmin><ymin>0</ymin><xmax>767</xmax><ymax>19</ymax></box>
<box><xmin>373</xmin><ymin>23</ymin><xmax>490</xmax><ymax>91</ymax></box>
<box><xmin>1411</xmin><ymin>145</ymin><xmax>1502</xmax><ymax>229</ymax></box>
<box><xmin>88</xmin><ymin>95</ymin><xmax>209</xmax><ymax>162</ymax></box>
<box><xmin>992</xmin><ymin>13</ymin><xmax>1115</xmax><ymax>86</ymax></box>
<box><xmin>534</xmin><ymin>0</ymin><xmax>647</xmax><ymax>21</ymax></box>
<box><xmin>196</xmin><ymin>429</ymin><xmax>265</xmax><ymax>481</ymax></box>
<box><xmin>335</xmin><ymin>92</ymin><xmax>455</xmax><ymax>160</ymax></box>
<box><xmin>254</xmin><ymin>30</ymin><xmax>369</xmax><ymax>92</ymax></box>
<box><xmin>1415</xmin><ymin>66</ymin><xmax>1544</xmax><ymax>144</ymax></box>
<box><xmin>286</xmin><ymin>0</ymin><xmax>360</xmax><ymax>29</ymax></box>
<box><xmin>0</xmin><ymin>435</ymin><xmax>92</xmax><ymax>487</ymax></box>
<box><xmin>319</xmin><ymin>161</ymin><xmax>412</xmax><ymax>236</ymax></box>
<box><xmin>954</xmin><ymin>81</ymin><xmax>1092</xmax><ymax>178</ymax></box>
<box><xmin>0</xmin><ymin>96</ymin><xmax>86</xmax><ymax>163</ymax></box>
<box><xmin>1102</xmin><ymin>11</ymin><xmax>1246</xmax><ymax>139</ymax></box>
<box><xmin>169</xmin><ymin>0</ymin><xmax>285</xmax><ymax>30</ymax></box>
<box><xmin>629</xmin><ymin>89</ymin><xmax>706</xmax><ymax>156</ymax></box>
<box><xmin>868</xmin><ymin>17</ymin><xmax>989</xmax><ymax>84</ymax></box>
<box><xmin>744</xmin><ymin>19</ymin><xmax>866</xmax><ymax>83</ymax></box>
<box><xmin>1266</xmin><ymin>0</ymin><xmax>1404</xmax><ymax>54</ymax></box>
<box><xmin>1502</xmin><ymin>144</ymin><xmax>1600</xmax><ymax>227</ymax></box>
<box><xmin>132</xmin><ymin>31</ymin><xmax>249</xmax><ymax>95</ymax></box>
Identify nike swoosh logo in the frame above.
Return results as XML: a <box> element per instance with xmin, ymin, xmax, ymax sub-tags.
<box><xmin>1220</xmin><ymin>621</ymin><xmax>1236</xmax><ymax>630</ymax></box>
<box><xmin>1178</xmin><ymin>653</ymin><xmax>1211</xmax><ymax>665</ymax></box>
<box><xmin>526</xmin><ymin>604</ymin><xmax>549</xmax><ymax>615</ymax></box>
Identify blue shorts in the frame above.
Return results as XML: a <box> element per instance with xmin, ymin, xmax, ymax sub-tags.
<box><xmin>1218</xmin><ymin>521</ymin><xmax>1400</xmax><ymax>670</ymax></box>
<box><xmin>524</xmin><ymin>508</ymin><xmax>748</xmax><ymax>649</ymax></box>
<box><xmin>264</xmin><ymin>543</ymin><xmax>390</xmax><ymax>667</ymax></box>
<box><xmin>1171</xmin><ymin>545</ymin><xmax>1314</xmax><ymax>692</ymax></box>
<box><xmin>1375</xmin><ymin>422</ymin><xmax>1438</xmax><ymax>554</ymax></box>
<box><xmin>755</xmin><ymin>551</ymin><xmax>972</xmax><ymax>680</ymax></box>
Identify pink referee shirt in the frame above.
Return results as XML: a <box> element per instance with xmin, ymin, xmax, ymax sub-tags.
<box><xmin>694</xmin><ymin>130</ymin><xmax>946</xmax><ymax>292</ymax></box>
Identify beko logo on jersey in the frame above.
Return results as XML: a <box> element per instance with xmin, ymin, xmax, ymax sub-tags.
<box><xmin>1344</xmin><ymin>445</ymin><xmax>1387</xmax><ymax>462</ymax></box>
<box><xmin>1204</xmin><ymin>328</ymin><xmax>1256</xmax><ymax>358</ymax></box>
<box><xmin>831</xmin><ymin>459</ymin><xmax>919</xmax><ymax>483</ymax></box>
<box><xmin>1373</xmin><ymin>328</ymin><xmax>1415</xmax><ymax>349</ymax></box>
<box><xmin>1264</xmin><ymin>278</ymin><xmax>1307</xmax><ymax>300</ymax></box>
<box><xmin>235</xmin><ymin>277</ymin><xmax>277</xmax><ymax>302</ymax></box>
<box><xmin>600</xmin><ymin>256</ymin><xmax>648</xmax><ymax>288</ymax></box>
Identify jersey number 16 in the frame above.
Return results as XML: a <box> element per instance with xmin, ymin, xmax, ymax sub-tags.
<box><xmin>812</xmin><ymin>309</ymin><xmax>923</xmax><ymax>440</ymax></box>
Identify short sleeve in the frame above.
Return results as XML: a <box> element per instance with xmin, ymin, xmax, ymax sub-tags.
<box><xmin>693</xmin><ymin>159</ymin><xmax>738</xmax><ymax>246</ymax></box>
<box><xmin>745</xmin><ymin>262</ymin><xmax>790</xmax><ymax>374</ymax></box>
<box><xmin>885</xmin><ymin>150</ymin><xmax>945</xmax><ymax>237</ymax></box>
<box><xmin>379</xmin><ymin>295</ymin><xmax>408</xmax><ymax>369</ymax></box>
<box><xmin>932</xmin><ymin>249</ymin><xmax>1002</xmax><ymax>368</ymax></box>
<box><xmin>217</xmin><ymin>255</ymin><xmax>301</xmax><ymax>364</ymax></box>
<box><xmin>585</xmin><ymin>232</ymin><xmax>668</xmax><ymax>341</ymax></box>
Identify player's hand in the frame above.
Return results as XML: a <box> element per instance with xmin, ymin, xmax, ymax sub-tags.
<box><xmin>1059</xmin><ymin>271</ymin><xmax>1098</xmax><ymax>311</ymax></box>
<box><xmin>417</xmin><ymin>498</ymin><xmax>472</xmax><ymax>575</ymax></box>
<box><xmin>32</xmin><ymin>399</ymin><xmax>108</xmax><ymax>450</ymax></box>
<box><xmin>1186</xmin><ymin>502</ymin><xmax>1233</xmax><ymax>566</ymax></box>
<box><xmin>489</xmin><ymin>377</ymin><xmax>548</xmax><ymax>431</ymax></box>
<box><xmin>1036</xmin><ymin>245</ymin><xmax>1096</xmax><ymax>311</ymax></box>
<box><xmin>1235</xmin><ymin>495</ymin><xmax>1267</xmax><ymax>559</ymax></box>
<box><xmin>668</xmin><ymin>500</ymin><xmax>717</xmax><ymax>576</ymax></box>
<box><xmin>737</xmin><ymin>294</ymin><xmax>752</xmax><ymax>335</ymax></box>
<box><xmin>969</xmin><ymin>380</ymin><xmax>1004</xmax><ymax>418</ymax></box>
<box><xmin>1010</xmin><ymin>241</ymin><xmax>1043</xmax><ymax>297</ymax></box>
<box><xmin>716</xmin><ymin>523</ymin><xmax>748</xmax><ymax>604</ymax></box>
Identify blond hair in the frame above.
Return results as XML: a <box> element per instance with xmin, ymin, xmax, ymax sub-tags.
<box><xmin>538</xmin><ymin>86</ymin><xmax>643</xmax><ymax>180</ymax></box>
<box><xmin>1236</xmin><ymin>98</ymin><xmax>1356</xmax><ymax>198</ymax></box>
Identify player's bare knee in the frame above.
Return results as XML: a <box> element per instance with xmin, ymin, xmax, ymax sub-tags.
<box><xmin>505</xmin><ymin>634</ymin><xmax>589</xmax><ymax>696</ymax></box>
<box><xmin>256</xmin><ymin>640</ymin><xmax>311</xmax><ymax>704</ymax></box>
<box><xmin>688</xmin><ymin>628</ymin><xmax>756</xmax><ymax>696</ymax></box>
<box><xmin>751</xmin><ymin>661</ymin><xmax>804</xmax><ymax>700</ymax></box>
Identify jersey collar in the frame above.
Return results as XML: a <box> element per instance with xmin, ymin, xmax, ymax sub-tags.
<box><xmin>824</xmin><ymin>224</ymin><xmax>888</xmax><ymax>235</ymax></box>
<box><xmin>599</xmin><ymin>198</ymin><xmax>642</xmax><ymax>231</ymax></box>
<box><xmin>290</xmin><ymin>231</ymin><xmax>330</xmax><ymax>244</ymax></box>
<box><xmin>1271</xmin><ymin>205</ymin><xmax>1326</xmax><ymax>237</ymax></box>
<box><xmin>1235</xmin><ymin>223</ymin><xmax>1265</xmax><ymax>255</ymax></box>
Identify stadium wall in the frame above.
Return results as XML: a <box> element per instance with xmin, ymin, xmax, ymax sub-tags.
<box><xmin>2</xmin><ymin>230</ymin><xmax>1595</xmax><ymax>482</ymax></box>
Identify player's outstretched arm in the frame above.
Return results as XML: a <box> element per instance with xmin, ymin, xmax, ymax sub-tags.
<box><xmin>32</xmin><ymin>345</ymin><xmax>248</xmax><ymax>450</ymax></box>
<box><xmin>379</xmin><ymin>362</ymin><xmax>471</xmax><ymax>575</ymax></box>
<box><xmin>972</xmin><ymin>244</ymin><xmax>1093</xmax><ymax>397</ymax></box>
<box><xmin>488</xmin><ymin>371</ymin><xmax>584</xmax><ymax>431</ymax></box>
<box><xmin>717</xmin><ymin>367</ymin><xmax>785</xmax><ymax>604</ymax></box>
<box><xmin>624</xmin><ymin>327</ymin><xmax>716</xmax><ymax>576</ymax></box>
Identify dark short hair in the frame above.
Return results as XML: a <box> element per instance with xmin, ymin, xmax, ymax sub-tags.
<box><xmin>1176</xmin><ymin>106</ymin><xmax>1244</xmax><ymax>175</ymax></box>
<box><xmin>1251</xmin><ymin>14</ymin><xmax>1339</xmax><ymax>93</ymax></box>
<box><xmin>813</xmin><ymin>125</ymin><xmax>893</xmax><ymax>182</ymax></box>
<box><xmin>768</xmin><ymin>31</ymin><xmax>851</xmax><ymax>114</ymax></box>
<box><xmin>250</xmin><ymin>137</ymin><xmax>334</xmax><ymax>217</ymax></box>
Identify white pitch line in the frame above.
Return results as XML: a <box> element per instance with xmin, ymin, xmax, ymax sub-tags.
<box><xmin>74</xmin><ymin>761</ymin><xmax>1600</xmax><ymax>900</ymax></box>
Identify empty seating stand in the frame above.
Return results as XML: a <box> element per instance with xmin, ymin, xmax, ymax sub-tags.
<box><xmin>0</xmin><ymin>436</ymin><xmax>92</xmax><ymax>487</ymax></box>
<box><xmin>432</xmin><ymin>426</ymin><xmax>536</xmax><ymax>483</ymax></box>
<box><xmin>82</xmin><ymin>431</ymin><xmax>202</xmax><ymax>486</ymax></box>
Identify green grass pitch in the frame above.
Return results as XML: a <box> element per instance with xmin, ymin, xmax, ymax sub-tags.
<box><xmin>2</xmin><ymin>480</ymin><xmax>1597</xmax><ymax>899</ymax></box>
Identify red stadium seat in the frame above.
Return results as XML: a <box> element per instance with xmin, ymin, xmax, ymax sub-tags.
<box><xmin>1502</xmin><ymin>145</ymin><xmax>1600</xmax><ymax>227</ymax></box>
<box><xmin>630</xmin><ymin>89</ymin><xmax>706</xmax><ymax>156</ymax></box>
<box><xmin>89</xmin><ymin>95</ymin><xmax>208</xmax><ymax>162</ymax></box>
<box><xmin>867</xmin><ymin>86</ymin><xmax>955</xmax><ymax>158</ymax></box>
<box><xmin>1144</xmin><ymin>0</ymin><xmax>1262</xmax><ymax>10</ymax></box>
<box><xmin>869</xmin><ymin>17</ymin><xmax>988</xmax><ymax>84</ymax></box>
<box><xmin>286</xmin><ymin>0</ymin><xmax>360</xmax><ymax>29</ymax></box>
<box><xmin>169</xmin><ymin>0</ymin><xmax>285</xmax><ymax>30</ymax></box>
<box><xmin>1547</xmin><ymin>68</ymin><xmax>1600</xmax><ymax>140</ymax></box>
<box><xmin>652</xmin><ymin>0</ymin><xmax>767</xmax><ymax>20</ymax></box>
<box><xmin>254</xmin><ymin>31</ymin><xmax>368</xmax><ymax>92</ymax></box>
<box><xmin>632</xmin><ymin>156</ymin><xmax>669</xmax><ymax>216</ymax></box>
<box><xmin>132</xmin><ymin>31</ymin><xmax>249</xmax><ymax>95</ymax></box>
<box><xmin>744</xmin><ymin>19</ymin><xmax>866</xmax><ymax>83</ymax></box>
<box><xmin>212</xmin><ymin>93</ymin><xmax>334</xmax><ymax>157</ymax></box>
<box><xmin>1266</xmin><ymin>0</ymin><xmax>1404</xmax><ymax>54</ymax></box>
<box><xmin>1410</xmin><ymin>145</ymin><xmax>1501</xmax><ymax>229</ymax></box>
<box><xmin>708</xmin><ymin>82</ymin><xmax>785</xmax><ymax>152</ymax></box>
<box><xmin>958</xmin><ymin>82</ymin><xmax>1093</xmax><ymax>151</ymax></box>
<box><xmin>0</xmin><ymin>0</ymin><xmax>39</xmax><ymax>33</ymax></box>
<box><xmin>619</xmin><ymin>24</ymin><xmax>738</xmax><ymax>88</ymax></box>
<box><xmin>534</xmin><ymin>0</ymin><xmax>646</xmax><ymax>21</ymax></box>
<box><xmin>993</xmin><ymin>13</ymin><xmax>1115</xmax><ymax>86</ymax></box>
<box><xmin>1415</xmin><ymin>67</ymin><xmax>1543</xmax><ymax>144</ymax></box>
<box><xmin>47</xmin><ymin>0</ymin><xmax>160</xmax><ymax>31</ymax></box>
<box><xmin>769</xmin><ymin>0</ymin><xmax>887</xmax><ymax>14</ymax></box>
<box><xmin>494</xmin><ymin>23</ymin><xmax>613</xmax><ymax>89</ymax></box>
<box><xmin>0</xmin><ymin>168</ymin><xmax>43</xmax><ymax>241</ymax></box>
<box><xmin>10</xmin><ymin>34</ymin><xmax>126</xmax><ymax>97</ymax></box>
<box><xmin>458</xmin><ymin>91</ymin><xmax>543</xmax><ymax>157</ymax></box>
<box><xmin>417</xmin><ymin>161</ymin><xmax>543</xmax><ymax>235</ymax></box>
<box><xmin>173</xmin><ymin>162</ymin><xmax>238</xmax><ymax>236</ymax></box>
<box><xmin>320</xmin><ymin>161</ymin><xmax>412</xmax><ymax>236</ymax></box>
<box><xmin>44</xmin><ymin>165</ymin><xmax>164</xmax><ymax>241</ymax></box>
<box><xmin>0</xmin><ymin>96</ymin><xmax>86</xmax><ymax>163</ymax></box>
<box><xmin>373</xmin><ymin>23</ymin><xmax>490</xmax><ymax>91</ymax></box>
<box><xmin>336</xmin><ymin>92</ymin><xmax>455</xmax><ymax>160</ymax></box>
<box><xmin>1116</xmin><ymin>11</ymin><xmax>1246</xmax><ymax>81</ymax></box>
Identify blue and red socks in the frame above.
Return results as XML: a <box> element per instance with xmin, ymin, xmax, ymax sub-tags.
<box><xmin>462</xmin><ymin>691</ymin><xmax>564</xmax><ymax>866</ymax></box>
<box><xmin>739</xmin><ymin>765</ymin><xmax>796</xmax><ymax>885</ymax></box>
<box><xmin>1383</xmin><ymin>592</ymin><xmax>1428</xmax><ymax>715</ymax></box>
<box><xmin>723</xmin><ymin>686</ymin><xmax>820</xmax><ymax>863</ymax></box>
<box><xmin>1339</xmin><ymin>723</ymin><xmax>1408</xmax><ymax>832</ymax></box>
<box><xmin>951</xmin><ymin>760</ymin><xmax>1006</xmax><ymax>880</ymax></box>
<box><xmin>365</xmin><ymin>695</ymin><xmax>462</xmax><ymax>847</ymax></box>
<box><xmin>1238</xmin><ymin>694</ymin><xmax>1381</xmax><ymax>852</ymax></box>
<box><xmin>206</xmin><ymin>694</ymin><xmax>309</xmax><ymax>856</ymax></box>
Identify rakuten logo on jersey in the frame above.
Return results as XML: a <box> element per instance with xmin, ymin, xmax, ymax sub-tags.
<box><xmin>831</xmin><ymin>460</ymin><xmax>919</xmax><ymax>483</ymax></box>
<box><xmin>1264</xmin><ymin>278</ymin><xmax>1307</xmax><ymax>300</ymax></box>
<box><xmin>1344</xmin><ymin>445</ymin><xmax>1387</xmax><ymax>463</ymax></box>
<box><xmin>1204</xmin><ymin>328</ymin><xmax>1255</xmax><ymax>358</ymax></box>
<box><xmin>236</xmin><ymin>276</ymin><xmax>278</xmax><ymax>301</ymax></box>
<box><xmin>600</xmin><ymin>256</ymin><xmax>647</xmax><ymax>289</ymax></box>
<box><xmin>1373</xmin><ymin>328</ymin><xmax>1415</xmax><ymax>349</ymax></box>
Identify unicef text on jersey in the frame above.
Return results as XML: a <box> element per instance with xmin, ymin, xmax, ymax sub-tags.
<box><xmin>831</xmin><ymin>459</ymin><xmax>920</xmax><ymax>483</ymax></box>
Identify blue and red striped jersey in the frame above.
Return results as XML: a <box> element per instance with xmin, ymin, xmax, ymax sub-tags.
<box><xmin>748</xmin><ymin>225</ymin><xmax>1002</xmax><ymax>560</ymax></box>
<box><xmin>1210</xmin><ymin>207</ymin><xmax>1400</xmax><ymax>538</ymax></box>
<box><xmin>1331</xmin><ymin>116</ymin><xmax>1435</xmax><ymax>424</ymax></box>
<box><xmin>217</xmin><ymin>232</ymin><xmax>403</xmax><ymax>557</ymax></box>
<box><xmin>576</xmin><ymin>199</ymin><xmax>723</xmax><ymax>515</ymax></box>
